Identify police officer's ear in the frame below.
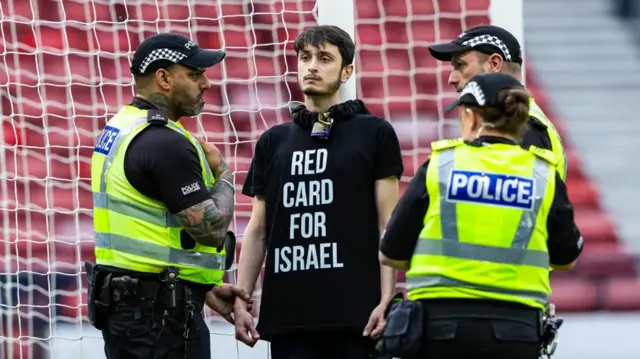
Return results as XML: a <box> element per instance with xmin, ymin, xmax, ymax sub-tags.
<box><xmin>462</xmin><ymin>107</ymin><xmax>482</xmax><ymax>132</ymax></box>
<box><xmin>487</xmin><ymin>53</ymin><xmax>504</xmax><ymax>73</ymax></box>
<box><xmin>154</xmin><ymin>68</ymin><xmax>173</xmax><ymax>91</ymax></box>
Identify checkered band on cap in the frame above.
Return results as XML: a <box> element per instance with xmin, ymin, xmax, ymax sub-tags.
<box><xmin>459</xmin><ymin>81</ymin><xmax>485</xmax><ymax>106</ymax></box>
<box><xmin>462</xmin><ymin>35</ymin><xmax>512</xmax><ymax>61</ymax></box>
<box><xmin>139</xmin><ymin>48</ymin><xmax>188</xmax><ymax>73</ymax></box>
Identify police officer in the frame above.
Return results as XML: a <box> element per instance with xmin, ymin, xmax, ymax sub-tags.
<box><xmin>86</xmin><ymin>33</ymin><xmax>251</xmax><ymax>359</ymax></box>
<box><xmin>378</xmin><ymin>73</ymin><xmax>583</xmax><ymax>359</ymax></box>
<box><xmin>428</xmin><ymin>25</ymin><xmax>568</xmax><ymax>180</ymax></box>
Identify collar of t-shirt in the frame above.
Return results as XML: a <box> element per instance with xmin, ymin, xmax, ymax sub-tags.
<box><xmin>467</xmin><ymin>136</ymin><xmax>516</xmax><ymax>147</ymax></box>
<box><xmin>291</xmin><ymin>99</ymin><xmax>370</xmax><ymax>128</ymax></box>
<box><xmin>130</xmin><ymin>96</ymin><xmax>159</xmax><ymax>110</ymax></box>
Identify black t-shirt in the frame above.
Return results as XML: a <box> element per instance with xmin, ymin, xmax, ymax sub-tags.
<box><xmin>380</xmin><ymin>136</ymin><xmax>582</xmax><ymax>266</ymax></box>
<box><xmin>242</xmin><ymin>101</ymin><xmax>403</xmax><ymax>339</ymax></box>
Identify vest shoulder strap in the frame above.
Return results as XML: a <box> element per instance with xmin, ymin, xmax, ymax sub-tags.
<box><xmin>529</xmin><ymin>99</ymin><xmax>551</xmax><ymax>122</ymax></box>
<box><xmin>431</xmin><ymin>138</ymin><xmax>464</xmax><ymax>152</ymax></box>
<box><xmin>528</xmin><ymin>145</ymin><xmax>558</xmax><ymax>166</ymax></box>
<box><xmin>147</xmin><ymin>109</ymin><xmax>169</xmax><ymax>126</ymax></box>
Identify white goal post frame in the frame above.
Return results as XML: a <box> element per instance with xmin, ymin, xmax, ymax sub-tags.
<box><xmin>318</xmin><ymin>0</ymin><xmax>526</xmax><ymax>102</ymax></box>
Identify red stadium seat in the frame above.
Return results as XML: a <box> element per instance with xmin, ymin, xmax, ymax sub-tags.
<box><xmin>574</xmin><ymin>210</ymin><xmax>617</xmax><ymax>244</ymax></box>
<box><xmin>97</xmin><ymin>55</ymin><xmax>132</xmax><ymax>83</ymax></box>
<box><xmin>581</xmin><ymin>241</ymin><xmax>622</xmax><ymax>255</ymax></box>
<box><xmin>2</xmin><ymin>149</ymin><xmax>79</xmax><ymax>180</ymax></box>
<box><xmin>58</xmin><ymin>0</ymin><xmax>112</xmax><ymax>23</ymax></box>
<box><xmin>566</xmin><ymin>177</ymin><xmax>599</xmax><ymax>209</ymax></box>
<box><xmin>356</xmin><ymin>24</ymin><xmax>383</xmax><ymax>46</ymax></box>
<box><xmin>358</xmin><ymin>49</ymin><xmax>385</xmax><ymax>74</ymax></box>
<box><xmin>356</xmin><ymin>0</ymin><xmax>380</xmax><ymax>19</ymax></box>
<box><xmin>550</xmin><ymin>278</ymin><xmax>597</xmax><ymax>312</ymax></box>
<box><xmin>565</xmin><ymin>149</ymin><xmax>586</xmax><ymax>180</ymax></box>
<box><xmin>9</xmin><ymin>181</ymin><xmax>92</xmax><ymax>212</ymax></box>
<box><xmin>604</xmin><ymin>278</ymin><xmax>640</xmax><ymax>311</ymax></box>
<box><xmin>219</xmin><ymin>3</ymin><xmax>249</xmax><ymax>28</ymax></box>
<box><xmin>3</xmin><ymin>326</ymin><xmax>33</xmax><ymax>359</ymax></box>
<box><xmin>1</xmin><ymin>53</ymin><xmax>39</xmax><ymax>86</ymax></box>
<box><xmin>572</xmin><ymin>250</ymin><xmax>637</xmax><ymax>278</ymax></box>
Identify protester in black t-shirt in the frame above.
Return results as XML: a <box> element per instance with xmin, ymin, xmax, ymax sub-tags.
<box><xmin>233</xmin><ymin>25</ymin><xmax>404</xmax><ymax>359</ymax></box>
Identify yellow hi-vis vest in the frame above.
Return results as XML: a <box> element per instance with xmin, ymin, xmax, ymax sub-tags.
<box><xmin>91</xmin><ymin>106</ymin><xmax>226</xmax><ymax>285</ymax></box>
<box><xmin>529</xmin><ymin>98</ymin><xmax>567</xmax><ymax>181</ymax></box>
<box><xmin>406</xmin><ymin>138</ymin><xmax>557</xmax><ymax>310</ymax></box>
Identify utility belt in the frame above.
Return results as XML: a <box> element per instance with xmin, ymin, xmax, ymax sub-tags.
<box><xmin>85</xmin><ymin>261</ymin><xmax>209</xmax><ymax>331</ymax></box>
<box><xmin>376</xmin><ymin>295</ymin><xmax>563</xmax><ymax>359</ymax></box>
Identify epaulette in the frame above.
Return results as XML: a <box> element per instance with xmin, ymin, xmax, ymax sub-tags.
<box><xmin>147</xmin><ymin>109</ymin><xmax>168</xmax><ymax>126</ymax></box>
<box><xmin>528</xmin><ymin>145</ymin><xmax>558</xmax><ymax>165</ymax></box>
<box><xmin>431</xmin><ymin>137</ymin><xmax>464</xmax><ymax>151</ymax></box>
<box><xmin>529</xmin><ymin>100</ymin><xmax>550</xmax><ymax>122</ymax></box>
<box><xmin>527</xmin><ymin>116</ymin><xmax>548</xmax><ymax>131</ymax></box>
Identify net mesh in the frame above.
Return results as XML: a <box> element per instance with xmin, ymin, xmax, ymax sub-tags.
<box><xmin>0</xmin><ymin>0</ymin><xmax>491</xmax><ymax>358</ymax></box>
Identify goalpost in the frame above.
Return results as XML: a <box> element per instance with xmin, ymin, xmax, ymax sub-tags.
<box><xmin>0</xmin><ymin>0</ymin><xmax>523</xmax><ymax>358</ymax></box>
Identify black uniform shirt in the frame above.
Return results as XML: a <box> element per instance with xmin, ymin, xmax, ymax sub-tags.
<box><xmin>242</xmin><ymin>100</ymin><xmax>404</xmax><ymax>339</ymax></box>
<box><xmin>124</xmin><ymin>97</ymin><xmax>210</xmax><ymax>212</ymax></box>
<box><xmin>100</xmin><ymin>98</ymin><xmax>213</xmax><ymax>292</ymax></box>
<box><xmin>522</xmin><ymin>116</ymin><xmax>553</xmax><ymax>151</ymax></box>
<box><xmin>380</xmin><ymin>136</ymin><xmax>582</xmax><ymax>266</ymax></box>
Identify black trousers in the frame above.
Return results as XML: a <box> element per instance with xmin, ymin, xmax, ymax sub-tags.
<box><xmin>270</xmin><ymin>331</ymin><xmax>389</xmax><ymax>359</ymax></box>
<box><xmin>102</xmin><ymin>299</ymin><xmax>210</xmax><ymax>359</ymax></box>
<box><xmin>412</xmin><ymin>300</ymin><xmax>542</xmax><ymax>359</ymax></box>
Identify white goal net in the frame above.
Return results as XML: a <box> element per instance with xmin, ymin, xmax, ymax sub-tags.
<box><xmin>0</xmin><ymin>0</ymin><xmax>516</xmax><ymax>358</ymax></box>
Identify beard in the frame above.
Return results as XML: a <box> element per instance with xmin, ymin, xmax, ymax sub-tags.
<box><xmin>299</xmin><ymin>74</ymin><xmax>342</xmax><ymax>97</ymax></box>
<box><xmin>172</xmin><ymin>83</ymin><xmax>204</xmax><ymax>118</ymax></box>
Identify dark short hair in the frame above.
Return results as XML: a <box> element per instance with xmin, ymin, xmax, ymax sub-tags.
<box><xmin>293</xmin><ymin>25</ymin><xmax>355</xmax><ymax>67</ymax></box>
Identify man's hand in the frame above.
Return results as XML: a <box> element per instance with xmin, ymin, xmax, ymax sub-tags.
<box><xmin>363</xmin><ymin>303</ymin><xmax>387</xmax><ymax>339</ymax></box>
<box><xmin>196</xmin><ymin>136</ymin><xmax>227</xmax><ymax>177</ymax></box>
<box><xmin>234</xmin><ymin>305</ymin><xmax>261</xmax><ymax>347</ymax></box>
<box><xmin>205</xmin><ymin>284</ymin><xmax>252</xmax><ymax>324</ymax></box>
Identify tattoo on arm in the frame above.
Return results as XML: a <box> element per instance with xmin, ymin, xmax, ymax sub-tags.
<box><xmin>175</xmin><ymin>171</ymin><xmax>236</xmax><ymax>247</ymax></box>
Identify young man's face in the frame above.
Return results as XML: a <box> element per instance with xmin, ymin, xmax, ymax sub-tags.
<box><xmin>296</xmin><ymin>42</ymin><xmax>349</xmax><ymax>97</ymax></box>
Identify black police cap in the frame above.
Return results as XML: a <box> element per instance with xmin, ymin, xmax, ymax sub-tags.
<box><xmin>130</xmin><ymin>33</ymin><xmax>226</xmax><ymax>75</ymax></box>
<box><xmin>444</xmin><ymin>72</ymin><xmax>524</xmax><ymax>112</ymax></box>
<box><xmin>429</xmin><ymin>25</ymin><xmax>523</xmax><ymax>64</ymax></box>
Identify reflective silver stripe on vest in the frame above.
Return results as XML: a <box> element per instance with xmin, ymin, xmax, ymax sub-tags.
<box><xmin>512</xmin><ymin>157</ymin><xmax>550</xmax><ymax>249</ymax></box>
<box><xmin>414</xmin><ymin>239</ymin><xmax>549</xmax><ymax>268</ymax></box>
<box><xmin>438</xmin><ymin>149</ymin><xmax>458</xmax><ymax>240</ymax></box>
<box><xmin>415</xmin><ymin>148</ymin><xmax>551</xmax><ymax>267</ymax></box>
<box><xmin>406</xmin><ymin>275</ymin><xmax>549</xmax><ymax>304</ymax></box>
<box><xmin>95</xmin><ymin>232</ymin><xmax>225</xmax><ymax>270</ymax></box>
<box><xmin>93</xmin><ymin>192</ymin><xmax>181</xmax><ymax>228</ymax></box>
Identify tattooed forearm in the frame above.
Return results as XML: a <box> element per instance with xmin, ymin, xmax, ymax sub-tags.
<box><xmin>175</xmin><ymin>178</ymin><xmax>236</xmax><ymax>247</ymax></box>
